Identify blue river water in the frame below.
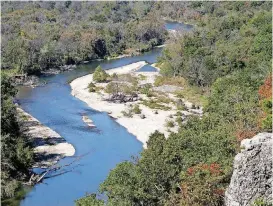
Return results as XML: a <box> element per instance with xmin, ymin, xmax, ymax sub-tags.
<box><xmin>17</xmin><ymin>22</ymin><xmax>193</xmax><ymax>206</ymax></box>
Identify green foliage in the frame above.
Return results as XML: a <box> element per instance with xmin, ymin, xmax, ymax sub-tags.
<box><xmin>177</xmin><ymin>163</ymin><xmax>226</xmax><ymax>206</ymax></box>
<box><xmin>142</xmin><ymin>99</ymin><xmax>171</xmax><ymax>111</ymax></box>
<box><xmin>159</xmin><ymin>4</ymin><xmax>272</xmax><ymax>87</ymax></box>
<box><xmin>74</xmin><ymin>2</ymin><xmax>272</xmax><ymax>205</ymax></box>
<box><xmin>1</xmin><ymin>2</ymin><xmax>168</xmax><ymax>74</ymax></box>
<box><xmin>252</xmin><ymin>198</ymin><xmax>273</xmax><ymax>206</ymax></box>
<box><xmin>1</xmin><ymin>185</ymin><xmax>32</xmax><ymax>206</ymax></box>
<box><xmin>1</xmin><ymin>75</ymin><xmax>33</xmax><ymax>200</ymax></box>
<box><xmin>105</xmin><ymin>82</ymin><xmax>119</xmax><ymax>94</ymax></box>
<box><xmin>75</xmin><ymin>194</ymin><xmax>104</xmax><ymax>206</ymax></box>
<box><xmin>88</xmin><ymin>82</ymin><xmax>96</xmax><ymax>92</ymax></box>
<box><xmin>140</xmin><ymin>83</ymin><xmax>153</xmax><ymax>97</ymax></box>
<box><xmin>121</xmin><ymin>110</ymin><xmax>133</xmax><ymax>118</ymax></box>
<box><xmin>154</xmin><ymin>76</ymin><xmax>185</xmax><ymax>87</ymax></box>
<box><xmin>132</xmin><ymin>104</ymin><xmax>141</xmax><ymax>114</ymax></box>
<box><xmin>93</xmin><ymin>66</ymin><xmax>109</xmax><ymax>83</ymax></box>
<box><xmin>165</xmin><ymin>120</ymin><xmax>175</xmax><ymax>128</ymax></box>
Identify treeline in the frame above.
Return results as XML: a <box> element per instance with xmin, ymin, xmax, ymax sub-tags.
<box><xmin>1</xmin><ymin>74</ymin><xmax>33</xmax><ymax>202</ymax></box>
<box><xmin>1</xmin><ymin>1</ymin><xmax>167</xmax><ymax>75</ymax></box>
<box><xmin>76</xmin><ymin>2</ymin><xmax>272</xmax><ymax>206</ymax></box>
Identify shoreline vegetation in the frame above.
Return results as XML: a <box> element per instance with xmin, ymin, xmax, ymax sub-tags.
<box><xmin>70</xmin><ymin>61</ymin><xmax>202</xmax><ymax>147</ymax></box>
<box><xmin>1</xmin><ymin>1</ymin><xmax>272</xmax><ymax>205</ymax></box>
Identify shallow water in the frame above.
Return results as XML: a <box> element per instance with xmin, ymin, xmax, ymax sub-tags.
<box><xmin>18</xmin><ymin>22</ymin><xmax>192</xmax><ymax>206</ymax></box>
<box><xmin>137</xmin><ymin>64</ymin><xmax>158</xmax><ymax>72</ymax></box>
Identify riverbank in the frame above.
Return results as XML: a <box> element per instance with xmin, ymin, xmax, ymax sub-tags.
<box><xmin>70</xmin><ymin>61</ymin><xmax>202</xmax><ymax>147</ymax></box>
<box><xmin>17</xmin><ymin>107</ymin><xmax>75</xmax><ymax>168</ymax></box>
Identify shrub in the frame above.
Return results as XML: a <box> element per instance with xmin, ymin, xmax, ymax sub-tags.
<box><xmin>132</xmin><ymin>104</ymin><xmax>141</xmax><ymax>114</ymax></box>
<box><xmin>105</xmin><ymin>82</ymin><xmax>119</xmax><ymax>94</ymax></box>
<box><xmin>157</xmin><ymin>95</ymin><xmax>172</xmax><ymax>104</ymax></box>
<box><xmin>76</xmin><ymin>194</ymin><xmax>104</xmax><ymax>206</ymax></box>
<box><xmin>178</xmin><ymin>163</ymin><xmax>226</xmax><ymax>206</ymax></box>
<box><xmin>93</xmin><ymin>66</ymin><xmax>109</xmax><ymax>82</ymax></box>
<box><xmin>142</xmin><ymin>99</ymin><xmax>171</xmax><ymax>111</ymax></box>
<box><xmin>252</xmin><ymin>198</ymin><xmax>273</xmax><ymax>206</ymax></box>
<box><xmin>154</xmin><ymin>76</ymin><xmax>185</xmax><ymax>87</ymax></box>
<box><xmin>165</xmin><ymin>120</ymin><xmax>175</xmax><ymax>128</ymax></box>
<box><xmin>121</xmin><ymin>110</ymin><xmax>133</xmax><ymax>118</ymax></box>
<box><xmin>140</xmin><ymin>84</ymin><xmax>153</xmax><ymax>97</ymax></box>
<box><xmin>177</xmin><ymin>105</ymin><xmax>187</xmax><ymax>111</ymax></box>
<box><xmin>88</xmin><ymin>82</ymin><xmax>96</xmax><ymax>92</ymax></box>
<box><xmin>176</xmin><ymin>116</ymin><xmax>183</xmax><ymax>125</ymax></box>
<box><xmin>176</xmin><ymin>111</ymin><xmax>182</xmax><ymax>116</ymax></box>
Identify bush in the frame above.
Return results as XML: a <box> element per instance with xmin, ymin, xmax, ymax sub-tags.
<box><xmin>140</xmin><ymin>84</ymin><xmax>153</xmax><ymax>97</ymax></box>
<box><xmin>93</xmin><ymin>66</ymin><xmax>109</xmax><ymax>82</ymax></box>
<box><xmin>105</xmin><ymin>82</ymin><xmax>119</xmax><ymax>94</ymax></box>
<box><xmin>176</xmin><ymin>116</ymin><xmax>183</xmax><ymax>124</ymax></box>
<box><xmin>132</xmin><ymin>104</ymin><xmax>141</xmax><ymax>114</ymax></box>
<box><xmin>142</xmin><ymin>99</ymin><xmax>171</xmax><ymax>111</ymax></box>
<box><xmin>88</xmin><ymin>82</ymin><xmax>96</xmax><ymax>92</ymax></box>
<box><xmin>154</xmin><ymin>76</ymin><xmax>185</xmax><ymax>87</ymax></box>
<box><xmin>176</xmin><ymin>111</ymin><xmax>182</xmax><ymax>116</ymax></box>
<box><xmin>157</xmin><ymin>95</ymin><xmax>172</xmax><ymax>104</ymax></box>
<box><xmin>75</xmin><ymin>194</ymin><xmax>104</xmax><ymax>206</ymax></box>
<box><xmin>121</xmin><ymin>110</ymin><xmax>133</xmax><ymax>118</ymax></box>
<box><xmin>165</xmin><ymin>120</ymin><xmax>175</xmax><ymax>128</ymax></box>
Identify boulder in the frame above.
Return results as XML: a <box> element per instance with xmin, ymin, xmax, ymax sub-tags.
<box><xmin>140</xmin><ymin>114</ymin><xmax>146</xmax><ymax>119</ymax></box>
<box><xmin>225</xmin><ymin>133</ymin><xmax>272</xmax><ymax>206</ymax></box>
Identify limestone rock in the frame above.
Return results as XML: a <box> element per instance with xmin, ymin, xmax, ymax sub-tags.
<box><xmin>225</xmin><ymin>133</ymin><xmax>272</xmax><ymax>206</ymax></box>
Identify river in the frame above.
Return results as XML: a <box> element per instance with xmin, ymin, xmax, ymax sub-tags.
<box><xmin>17</xmin><ymin>22</ymin><xmax>192</xmax><ymax>206</ymax></box>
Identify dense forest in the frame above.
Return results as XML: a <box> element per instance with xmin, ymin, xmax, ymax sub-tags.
<box><xmin>1</xmin><ymin>1</ymin><xmax>272</xmax><ymax>206</ymax></box>
<box><xmin>1</xmin><ymin>74</ymin><xmax>33</xmax><ymax>202</ymax></box>
<box><xmin>1</xmin><ymin>1</ymin><xmax>167</xmax><ymax>75</ymax></box>
<box><xmin>76</xmin><ymin>2</ymin><xmax>272</xmax><ymax>206</ymax></box>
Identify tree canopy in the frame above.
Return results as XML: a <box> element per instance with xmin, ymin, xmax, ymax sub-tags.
<box><xmin>77</xmin><ymin>2</ymin><xmax>272</xmax><ymax>205</ymax></box>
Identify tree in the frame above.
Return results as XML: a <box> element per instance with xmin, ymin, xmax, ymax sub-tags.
<box><xmin>92</xmin><ymin>66</ymin><xmax>109</xmax><ymax>82</ymax></box>
<box><xmin>1</xmin><ymin>74</ymin><xmax>33</xmax><ymax>200</ymax></box>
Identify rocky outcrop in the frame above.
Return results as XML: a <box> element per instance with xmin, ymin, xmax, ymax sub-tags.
<box><xmin>225</xmin><ymin>133</ymin><xmax>272</xmax><ymax>206</ymax></box>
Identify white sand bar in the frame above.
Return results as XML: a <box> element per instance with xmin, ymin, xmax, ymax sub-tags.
<box><xmin>17</xmin><ymin>108</ymin><xmax>75</xmax><ymax>167</ymax></box>
<box><xmin>70</xmin><ymin>61</ymin><xmax>180</xmax><ymax>148</ymax></box>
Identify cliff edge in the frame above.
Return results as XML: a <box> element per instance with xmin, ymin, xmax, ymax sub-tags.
<box><xmin>225</xmin><ymin>132</ymin><xmax>272</xmax><ymax>206</ymax></box>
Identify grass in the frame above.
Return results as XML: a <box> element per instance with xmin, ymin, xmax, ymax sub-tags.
<box><xmin>174</xmin><ymin>86</ymin><xmax>208</xmax><ymax>107</ymax></box>
<box><xmin>154</xmin><ymin>76</ymin><xmax>186</xmax><ymax>87</ymax></box>
<box><xmin>156</xmin><ymin>95</ymin><xmax>172</xmax><ymax>104</ymax></box>
<box><xmin>154</xmin><ymin>75</ymin><xmax>208</xmax><ymax>106</ymax></box>
<box><xmin>141</xmin><ymin>99</ymin><xmax>171</xmax><ymax>111</ymax></box>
